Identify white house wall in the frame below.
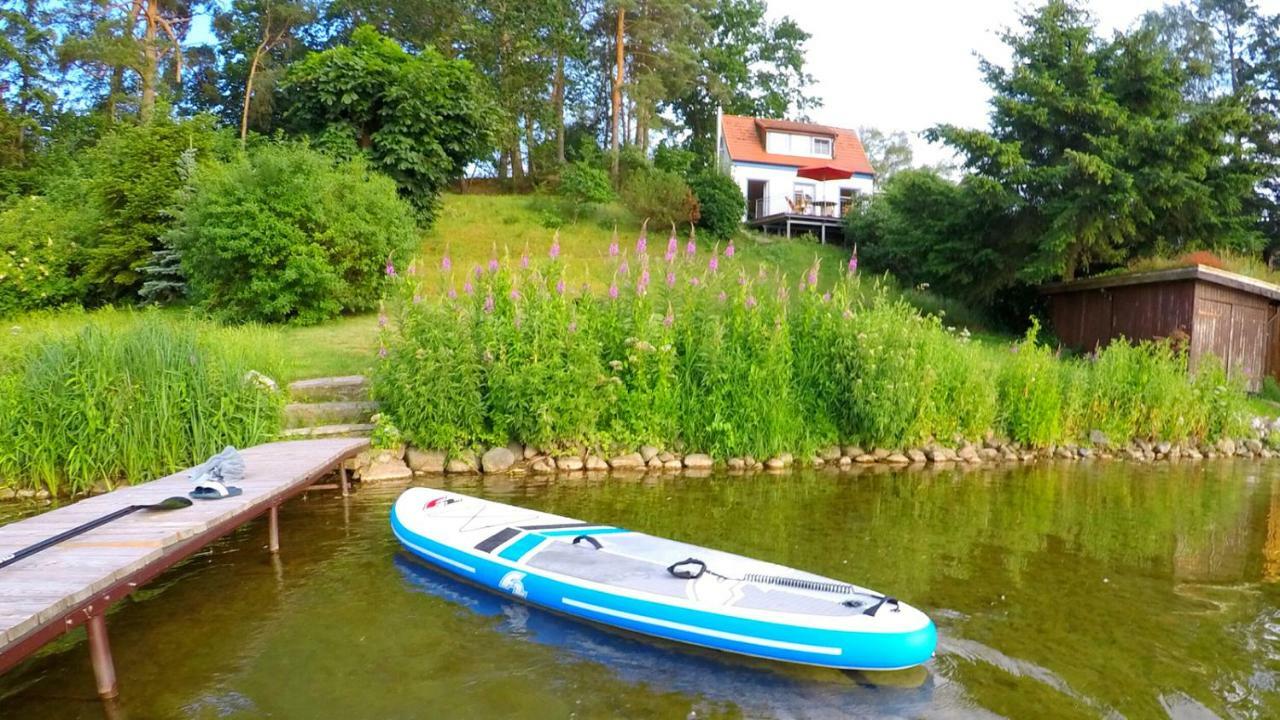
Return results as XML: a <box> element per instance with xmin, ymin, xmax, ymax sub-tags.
<box><xmin>729</xmin><ymin>161</ymin><xmax>874</xmax><ymax>219</ymax></box>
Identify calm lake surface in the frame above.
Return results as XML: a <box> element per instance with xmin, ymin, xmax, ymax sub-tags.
<box><xmin>1</xmin><ymin>460</ymin><xmax>1279</xmax><ymax>719</ymax></box>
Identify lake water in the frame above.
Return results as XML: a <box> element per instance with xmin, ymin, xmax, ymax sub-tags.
<box><xmin>1</xmin><ymin>460</ymin><xmax>1278</xmax><ymax>719</ymax></box>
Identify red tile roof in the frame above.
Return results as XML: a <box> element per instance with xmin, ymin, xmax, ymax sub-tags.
<box><xmin>721</xmin><ymin>114</ymin><xmax>876</xmax><ymax>176</ymax></box>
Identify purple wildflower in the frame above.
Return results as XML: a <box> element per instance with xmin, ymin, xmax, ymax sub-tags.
<box><xmin>822</xmin><ymin>291</ymin><xmax>831</xmax><ymax>303</ymax></box>
<box><xmin>665</xmin><ymin>248</ymin><xmax>677</xmax><ymax>263</ymax></box>
<box><xmin>718</xmin><ymin>290</ymin><xmax>727</xmax><ymax>302</ymax></box>
<box><xmin>619</xmin><ymin>258</ymin><xmax>630</xmax><ymax>275</ymax></box>
<box><xmin>555</xmin><ymin>278</ymin><xmax>566</xmax><ymax>295</ymax></box>
<box><xmin>384</xmin><ymin>258</ymin><xmax>397</xmax><ymax>277</ymax></box>
<box><xmin>689</xmin><ymin>276</ymin><xmax>701</xmax><ymax>286</ymax></box>
<box><xmin>666</xmin><ymin>269</ymin><xmax>676</xmax><ymax>288</ymax></box>
<box><xmin>464</xmin><ymin>279</ymin><xmax>474</xmax><ymax>295</ymax></box>
<box><xmin>378</xmin><ymin>346</ymin><xmax>388</xmax><ymax>358</ymax></box>
<box><xmin>406</xmin><ymin>262</ymin><xmax>417</xmax><ymax>277</ymax></box>
<box><xmin>608</xmin><ymin>231</ymin><xmax>620</xmax><ymax>258</ymax></box>
<box><xmin>709</xmin><ymin>251</ymin><xmax>719</xmax><ymax>273</ymax></box>
<box><xmin>549</xmin><ymin>233</ymin><xmax>561</xmax><ymax>260</ymax></box>
<box><xmin>441</xmin><ymin>255</ymin><xmax>452</xmax><ymax>272</ymax></box>
<box><xmin>483</xmin><ymin>294</ymin><xmax>495</xmax><ymax>313</ymax></box>
<box><xmin>847</xmin><ymin>253</ymin><xmax>858</xmax><ymax>274</ymax></box>
<box><xmin>746</xmin><ymin>295</ymin><xmax>758</xmax><ymax>309</ymax></box>
<box><xmin>447</xmin><ymin>288</ymin><xmax>457</xmax><ymax>300</ymax></box>
<box><xmin>640</xmin><ymin>268</ymin><xmax>650</xmax><ymax>287</ymax></box>
<box><xmin>488</xmin><ymin>258</ymin><xmax>499</xmax><ymax>273</ymax></box>
<box><xmin>808</xmin><ymin>267</ymin><xmax>818</xmax><ymax>287</ymax></box>
<box><xmin>520</xmin><ymin>253</ymin><xmax>530</xmax><ymax>270</ymax></box>
<box><xmin>510</xmin><ymin>288</ymin><xmax>520</xmax><ymax>301</ymax></box>
<box><xmin>686</xmin><ymin>238</ymin><xmax>696</xmax><ymax>257</ymax></box>
<box><xmin>473</xmin><ymin>265</ymin><xmax>483</xmax><ymax>278</ymax></box>
<box><xmin>636</xmin><ymin>226</ymin><xmax>648</xmax><ymax>255</ymax></box>
<box><xmin>609</xmin><ymin>283</ymin><xmax>619</xmax><ymax>300</ymax></box>
<box><xmin>724</xmin><ymin>241</ymin><xmax>735</xmax><ymax>258</ymax></box>
<box><xmin>666</xmin><ymin>232</ymin><xmax>678</xmax><ymax>258</ymax></box>
<box><xmin>378</xmin><ymin>312</ymin><xmax>388</xmax><ymax>328</ymax></box>
<box><xmin>663</xmin><ymin>307</ymin><xmax>674</xmax><ymax>327</ymax></box>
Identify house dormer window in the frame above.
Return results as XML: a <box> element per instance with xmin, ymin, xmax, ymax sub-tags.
<box><xmin>765</xmin><ymin>131</ymin><xmax>834</xmax><ymax>159</ymax></box>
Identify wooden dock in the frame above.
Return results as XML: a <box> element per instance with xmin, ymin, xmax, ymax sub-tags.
<box><xmin>0</xmin><ymin>437</ymin><xmax>368</xmax><ymax>698</ymax></box>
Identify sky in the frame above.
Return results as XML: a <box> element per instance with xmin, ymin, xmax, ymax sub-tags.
<box><xmin>767</xmin><ymin>0</ymin><xmax>1280</xmax><ymax>166</ymax></box>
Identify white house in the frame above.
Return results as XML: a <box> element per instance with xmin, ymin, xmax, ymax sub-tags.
<box><xmin>716</xmin><ymin>111</ymin><xmax>875</xmax><ymax>240</ymax></box>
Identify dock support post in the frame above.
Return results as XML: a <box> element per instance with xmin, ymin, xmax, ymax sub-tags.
<box><xmin>87</xmin><ymin>613</ymin><xmax>118</xmax><ymax>699</ymax></box>
<box><xmin>340</xmin><ymin>466</ymin><xmax>349</xmax><ymax>497</ymax></box>
<box><xmin>268</xmin><ymin>505</ymin><xmax>280</xmax><ymax>553</ymax></box>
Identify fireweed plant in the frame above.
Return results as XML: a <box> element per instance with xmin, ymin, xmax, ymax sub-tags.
<box><xmin>376</xmin><ymin>230</ymin><xmax>1250</xmax><ymax>460</ymax></box>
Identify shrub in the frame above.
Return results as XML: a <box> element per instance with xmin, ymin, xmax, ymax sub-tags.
<box><xmin>79</xmin><ymin>115</ymin><xmax>229</xmax><ymax>303</ymax></box>
<box><xmin>558</xmin><ymin>161</ymin><xmax>615</xmax><ymax>218</ymax></box>
<box><xmin>0</xmin><ymin>311</ymin><xmax>284</xmax><ymax>495</ymax></box>
<box><xmin>172</xmin><ymin>143</ymin><xmax>417</xmax><ymax>325</ymax></box>
<box><xmin>374</xmin><ymin>235</ymin><xmax>1250</xmax><ymax>458</ymax></box>
<box><xmin>620</xmin><ymin>168</ymin><xmax>699</xmax><ymax>229</ymax></box>
<box><xmin>0</xmin><ymin>197</ymin><xmax>88</xmax><ymax>317</ymax></box>
<box><xmin>689</xmin><ymin>172</ymin><xmax>744</xmax><ymax>240</ymax></box>
<box><xmin>653</xmin><ymin>143</ymin><xmax>698</xmax><ymax>177</ymax></box>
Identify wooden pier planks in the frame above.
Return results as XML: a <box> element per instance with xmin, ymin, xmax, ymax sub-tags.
<box><xmin>0</xmin><ymin>437</ymin><xmax>368</xmax><ymax>659</ymax></box>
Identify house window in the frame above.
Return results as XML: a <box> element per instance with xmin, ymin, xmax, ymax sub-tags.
<box><xmin>839</xmin><ymin>188</ymin><xmax>858</xmax><ymax>216</ymax></box>
<box><xmin>767</xmin><ymin>131</ymin><xmax>836</xmax><ymax>158</ymax></box>
<box><xmin>813</xmin><ymin>137</ymin><xmax>832</xmax><ymax>158</ymax></box>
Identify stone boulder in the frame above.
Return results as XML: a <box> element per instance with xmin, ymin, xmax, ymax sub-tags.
<box><xmin>609</xmin><ymin>453</ymin><xmax>645</xmax><ymax>469</ymax></box>
<box><xmin>683</xmin><ymin>454</ymin><xmax>714</xmax><ymax>469</ymax></box>
<box><xmin>406</xmin><ymin>448</ymin><xmax>446</xmax><ymax>473</ymax></box>
<box><xmin>481</xmin><ymin>447</ymin><xmax>517</xmax><ymax>474</ymax></box>
<box><xmin>556</xmin><ymin>456</ymin><xmax>584</xmax><ymax>472</ymax></box>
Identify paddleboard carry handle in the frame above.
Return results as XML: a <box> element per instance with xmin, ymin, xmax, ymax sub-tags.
<box><xmin>667</xmin><ymin>558</ymin><xmax>707</xmax><ymax>579</ymax></box>
<box><xmin>572</xmin><ymin>535</ymin><xmax>603</xmax><ymax>550</ymax></box>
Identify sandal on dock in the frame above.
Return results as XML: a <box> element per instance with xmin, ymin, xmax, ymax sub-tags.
<box><xmin>189</xmin><ymin>479</ymin><xmax>243</xmax><ymax>500</ymax></box>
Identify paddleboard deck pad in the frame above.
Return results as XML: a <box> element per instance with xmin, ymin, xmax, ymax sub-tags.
<box><xmin>391</xmin><ymin>487</ymin><xmax>937</xmax><ymax>670</ymax></box>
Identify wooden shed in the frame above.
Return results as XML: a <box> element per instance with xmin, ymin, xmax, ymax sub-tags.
<box><xmin>1041</xmin><ymin>265</ymin><xmax>1280</xmax><ymax>391</ymax></box>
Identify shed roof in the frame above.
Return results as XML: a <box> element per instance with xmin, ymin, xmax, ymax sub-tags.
<box><xmin>1040</xmin><ymin>264</ymin><xmax>1280</xmax><ymax>302</ymax></box>
<box><xmin>720</xmin><ymin>114</ymin><xmax>875</xmax><ymax>175</ymax></box>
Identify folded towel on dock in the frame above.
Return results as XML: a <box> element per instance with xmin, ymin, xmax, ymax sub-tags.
<box><xmin>188</xmin><ymin>446</ymin><xmax>245</xmax><ymax>499</ymax></box>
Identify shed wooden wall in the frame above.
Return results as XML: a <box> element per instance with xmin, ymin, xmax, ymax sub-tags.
<box><xmin>1048</xmin><ymin>280</ymin><xmax>1196</xmax><ymax>352</ymax></box>
<box><xmin>1048</xmin><ymin>279</ymin><xmax>1278</xmax><ymax>391</ymax></box>
<box><xmin>1191</xmin><ymin>282</ymin><xmax>1274</xmax><ymax>391</ymax></box>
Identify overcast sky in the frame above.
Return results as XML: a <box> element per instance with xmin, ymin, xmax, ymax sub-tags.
<box><xmin>768</xmin><ymin>0</ymin><xmax>1280</xmax><ymax>166</ymax></box>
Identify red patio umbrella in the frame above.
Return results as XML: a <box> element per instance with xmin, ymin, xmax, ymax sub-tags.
<box><xmin>796</xmin><ymin>165</ymin><xmax>854</xmax><ymax>216</ymax></box>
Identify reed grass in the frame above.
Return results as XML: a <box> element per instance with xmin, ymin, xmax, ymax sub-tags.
<box><xmin>0</xmin><ymin>310</ymin><xmax>285</xmax><ymax>494</ymax></box>
<box><xmin>377</xmin><ymin>229</ymin><xmax>1251</xmax><ymax>458</ymax></box>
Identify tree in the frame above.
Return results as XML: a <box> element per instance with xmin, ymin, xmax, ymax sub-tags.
<box><xmin>670</xmin><ymin>0</ymin><xmax>817</xmax><ymax>161</ymax></box>
<box><xmin>215</xmin><ymin>0</ymin><xmax>314</xmax><ymax>148</ymax></box>
<box><xmin>857</xmin><ymin>127</ymin><xmax>913</xmax><ymax>185</ymax></box>
<box><xmin>928</xmin><ymin>0</ymin><xmax>1262</xmax><ymax>281</ymax></box>
<box><xmin>280</xmin><ymin>25</ymin><xmax>497</xmax><ymax>220</ymax></box>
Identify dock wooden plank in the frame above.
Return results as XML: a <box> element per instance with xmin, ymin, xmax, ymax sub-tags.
<box><xmin>0</xmin><ymin>437</ymin><xmax>367</xmax><ymax>671</ymax></box>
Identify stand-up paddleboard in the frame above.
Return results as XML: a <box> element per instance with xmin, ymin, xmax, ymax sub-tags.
<box><xmin>391</xmin><ymin>487</ymin><xmax>937</xmax><ymax>670</ymax></box>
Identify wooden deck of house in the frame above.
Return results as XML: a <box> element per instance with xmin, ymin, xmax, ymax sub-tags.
<box><xmin>746</xmin><ymin>199</ymin><xmax>846</xmax><ymax>243</ymax></box>
<box><xmin>0</xmin><ymin>437</ymin><xmax>368</xmax><ymax>699</ymax></box>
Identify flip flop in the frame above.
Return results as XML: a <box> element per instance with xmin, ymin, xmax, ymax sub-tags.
<box><xmin>189</xmin><ymin>478</ymin><xmax>244</xmax><ymax>500</ymax></box>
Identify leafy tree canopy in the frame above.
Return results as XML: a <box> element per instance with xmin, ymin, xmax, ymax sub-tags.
<box><xmin>280</xmin><ymin>25</ymin><xmax>497</xmax><ymax>220</ymax></box>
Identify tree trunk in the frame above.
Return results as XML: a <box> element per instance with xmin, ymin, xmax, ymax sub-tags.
<box><xmin>240</xmin><ymin>45</ymin><xmax>266</xmax><ymax>149</ymax></box>
<box><xmin>509</xmin><ymin>132</ymin><xmax>525</xmax><ymax>187</ymax></box>
<box><xmin>139</xmin><ymin>0</ymin><xmax>159</xmax><ymax>122</ymax></box>
<box><xmin>524</xmin><ymin>114</ymin><xmax>536</xmax><ymax>179</ymax></box>
<box><xmin>497</xmin><ymin>148</ymin><xmax>510</xmax><ymax>181</ymax></box>
<box><xmin>611</xmin><ymin>7</ymin><xmax>626</xmax><ymax>181</ymax></box>
<box><xmin>553</xmin><ymin>50</ymin><xmax>565</xmax><ymax>165</ymax></box>
<box><xmin>107</xmin><ymin>0</ymin><xmax>144</xmax><ymax>122</ymax></box>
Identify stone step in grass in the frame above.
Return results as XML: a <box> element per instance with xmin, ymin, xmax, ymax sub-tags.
<box><xmin>280</xmin><ymin>423</ymin><xmax>376</xmax><ymax>439</ymax></box>
<box><xmin>287</xmin><ymin>375</ymin><xmax>370</xmax><ymax>403</ymax></box>
<box><xmin>283</xmin><ymin>400</ymin><xmax>380</xmax><ymax>429</ymax></box>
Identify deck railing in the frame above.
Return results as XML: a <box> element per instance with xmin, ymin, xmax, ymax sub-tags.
<box><xmin>752</xmin><ymin>196</ymin><xmax>845</xmax><ymax>220</ymax></box>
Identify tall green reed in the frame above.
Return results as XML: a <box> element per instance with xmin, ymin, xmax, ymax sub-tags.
<box><xmin>0</xmin><ymin>312</ymin><xmax>284</xmax><ymax>494</ymax></box>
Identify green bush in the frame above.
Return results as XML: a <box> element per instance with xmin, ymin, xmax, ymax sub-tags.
<box><xmin>0</xmin><ymin>311</ymin><xmax>284</xmax><ymax>494</ymax></box>
<box><xmin>653</xmin><ymin>143</ymin><xmax>698</xmax><ymax>177</ymax></box>
<box><xmin>0</xmin><ymin>197</ymin><xmax>88</xmax><ymax>317</ymax></box>
<box><xmin>558</xmin><ymin>162</ymin><xmax>615</xmax><ymax>218</ymax></box>
<box><xmin>620</xmin><ymin>168</ymin><xmax>699</xmax><ymax>230</ymax></box>
<box><xmin>374</xmin><ymin>239</ymin><xmax>1250</xmax><ymax>457</ymax></box>
<box><xmin>172</xmin><ymin>143</ymin><xmax>417</xmax><ymax>325</ymax></box>
<box><xmin>79</xmin><ymin>115</ymin><xmax>229</xmax><ymax>303</ymax></box>
<box><xmin>689</xmin><ymin>171</ymin><xmax>744</xmax><ymax>240</ymax></box>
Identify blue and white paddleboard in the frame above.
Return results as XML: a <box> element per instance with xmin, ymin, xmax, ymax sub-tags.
<box><xmin>391</xmin><ymin>487</ymin><xmax>937</xmax><ymax>670</ymax></box>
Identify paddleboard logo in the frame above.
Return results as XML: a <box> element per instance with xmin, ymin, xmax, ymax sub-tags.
<box><xmin>424</xmin><ymin>496</ymin><xmax>460</xmax><ymax>510</ymax></box>
<box><xmin>499</xmin><ymin>571</ymin><xmax>528</xmax><ymax>598</ymax></box>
